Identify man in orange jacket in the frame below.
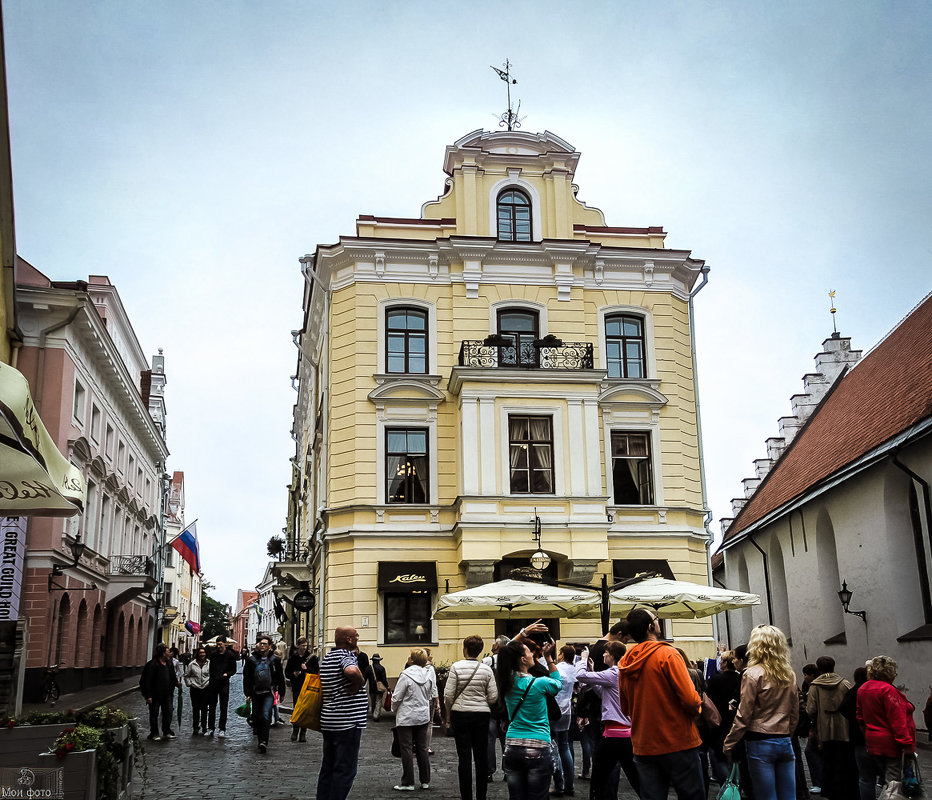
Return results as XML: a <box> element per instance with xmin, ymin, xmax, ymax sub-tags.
<box><xmin>617</xmin><ymin>608</ymin><xmax>704</xmax><ymax>799</ymax></box>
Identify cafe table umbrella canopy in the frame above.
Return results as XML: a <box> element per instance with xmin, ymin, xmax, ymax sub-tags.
<box><xmin>608</xmin><ymin>576</ymin><xmax>760</xmax><ymax>619</ymax></box>
<box><xmin>0</xmin><ymin>362</ymin><xmax>85</xmax><ymax>515</ymax></box>
<box><xmin>433</xmin><ymin>578</ymin><xmax>600</xmax><ymax>620</ymax></box>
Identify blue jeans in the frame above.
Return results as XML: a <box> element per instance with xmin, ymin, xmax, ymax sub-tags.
<box><xmin>504</xmin><ymin>744</ymin><xmax>553</xmax><ymax>800</ymax></box>
<box><xmin>251</xmin><ymin>692</ymin><xmax>275</xmax><ymax>746</ymax></box>
<box><xmin>317</xmin><ymin>727</ymin><xmax>363</xmax><ymax>800</ymax></box>
<box><xmin>634</xmin><ymin>748</ymin><xmax>706</xmax><ymax>800</ymax></box>
<box><xmin>553</xmin><ymin>730</ymin><xmax>574</xmax><ymax>793</ymax></box>
<box><xmin>746</xmin><ymin>737</ymin><xmax>796</xmax><ymax>800</ymax></box>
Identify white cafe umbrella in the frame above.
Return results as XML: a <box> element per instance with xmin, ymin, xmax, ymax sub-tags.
<box><xmin>609</xmin><ymin>577</ymin><xmax>760</xmax><ymax>619</ymax></box>
<box><xmin>433</xmin><ymin>578</ymin><xmax>600</xmax><ymax>620</ymax></box>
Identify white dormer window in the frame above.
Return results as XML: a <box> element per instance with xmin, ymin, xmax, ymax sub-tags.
<box><xmin>497</xmin><ymin>188</ymin><xmax>532</xmax><ymax>242</ymax></box>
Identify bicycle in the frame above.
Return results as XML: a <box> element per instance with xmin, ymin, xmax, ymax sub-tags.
<box><xmin>43</xmin><ymin>665</ymin><xmax>60</xmax><ymax>705</ymax></box>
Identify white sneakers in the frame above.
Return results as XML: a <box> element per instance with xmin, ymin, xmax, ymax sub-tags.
<box><xmin>393</xmin><ymin>786</ymin><xmax>414</xmax><ymax>792</ymax></box>
<box><xmin>420</xmin><ymin>785</ymin><xmax>430</xmax><ymax>790</ymax></box>
<box><xmin>218</xmin><ymin>730</ymin><xmax>226</xmax><ymax>738</ymax></box>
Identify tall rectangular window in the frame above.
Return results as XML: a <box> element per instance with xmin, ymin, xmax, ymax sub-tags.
<box><xmin>105</xmin><ymin>425</ymin><xmax>115</xmax><ymax>459</ymax></box>
<box><xmin>90</xmin><ymin>405</ymin><xmax>101</xmax><ymax>441</ymax></box>
<box><xmin>605</xmin><ymin>314</ymin><xmax>646</xmax><ymax>378</ymax></box>
<box><xmin>386</xmin><ymin>307</ymin><xmax>428</xmax><ymax>374</ymax></box>
<box><xmin>509</xmin><ymin>415</ymin><xmax>553</xmax><ymax>494</ymax></box>
<box><xmin>611</xmin><ymin>431</ymin><xmax>653</xmax><ymax>504</ymax></box>
<box><xmin>117</xmin><ymin>442</ymin><xmax>126</xmax><ymax>473</ymax></box>
<box><xmin>385</xmin><ymin>428</ymin><xmax>429</xmax><ymax>503</ymax></box>
<box><xmin>384</xmin><ymin>592</ymin><xmax>431</xmax><ymax>644</ymax></box>
<box><xmin>73</xmin><ymin>379</ymin><xmax>86</xmax><ymax>422</ymax></box>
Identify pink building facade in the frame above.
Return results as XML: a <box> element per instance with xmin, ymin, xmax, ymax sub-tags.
<box><xmin>14</xmin><ymin>262</ymin><xmax>168</xmax><ymax>701</ymax></box>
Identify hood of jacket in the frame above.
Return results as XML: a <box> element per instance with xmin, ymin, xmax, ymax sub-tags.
<box><xmin>402</xmin><ymin>664</ymin><xmax>433</xmax><ymax>685</ymax></box>
<box><xmin>812</xmin><ymin>672</ymin><xmax>847</xmax><ymax>688</ymax></box>
<box><xmin>616</xmin><ymin>640</ymin><xmax>669</xmax><ymax>678</ymax></box>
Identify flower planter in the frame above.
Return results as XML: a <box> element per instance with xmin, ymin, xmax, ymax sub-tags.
<box><xmin>38</xmin><ymin>748</ymin><xmax>97</xmax><ymax>800</ymax></box>
<box><xmin>0</xmin><ymin>723</ymin><xmax>74</xmax><ymax>770</ymax></box>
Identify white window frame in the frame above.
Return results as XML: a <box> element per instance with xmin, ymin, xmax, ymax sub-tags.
<box><xmin>488</xmin><ymin>172</ymin><xmax>543</xmax><ymax>242</ymax></box>
<box><xmin>602</xmin><ymin>421</ymin><xmax>664</xmax><ymax>508</ymax></box>
<box><xmin>500</xmin><ymin>404</ymin><xmax>564</xmax><ymax>497</ymax></box>
<box><xmin>377</xmin><ymin>298</ymin><xmax>438</xmax><ymax>375</ymax></box>
<box><xmin>597</xmin><ymin>305</ymin><xmax>656</xmax><ymax>379</ymax></box>
<box><xmin>73</xmin><ymin>378</ymin><xmax>86</xmax><ymax>424</ymax></box>
<box><xmin>375</xmin><ymin>413</ymin><xmax>438</xmax><ymax>506</ymax></box>
<box><xmin>488</xmin><ymin>299</ymin><xmax>549</xmax><ymax>339</ymax></box>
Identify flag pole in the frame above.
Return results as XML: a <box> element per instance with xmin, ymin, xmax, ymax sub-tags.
<box><xmin>166</xmin><ymin>518</ymin><xmax>199</xmax><ymax>545</ymax></box>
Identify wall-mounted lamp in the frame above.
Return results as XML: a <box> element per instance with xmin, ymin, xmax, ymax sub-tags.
<box><xmin>837</xmin><ymin>580</ymin><xmax>867</xmax><ymax>622</ymax></box>
<box><xmin>530</xmin><ymin>511</ymin><xmax>551</xmax><ymax>571</ymax></box>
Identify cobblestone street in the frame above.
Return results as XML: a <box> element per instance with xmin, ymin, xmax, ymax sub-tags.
<box><xmin>114</xmin><ymin>676</ymin><xmax>932</xmax><ymax>800</ymax></box>
<box><xmin>114</xmin><ymin>675</ymin><xmax>643</xmax><ymax>800</ymax></box>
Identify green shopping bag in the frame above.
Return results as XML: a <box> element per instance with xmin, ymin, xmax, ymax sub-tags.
<box><xmin>717</xmin><ymin>763</ymin><xmax>740</xmax><ymax>800</ymax></box>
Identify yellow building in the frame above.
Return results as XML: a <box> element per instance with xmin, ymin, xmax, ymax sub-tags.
<box><xmin>286</xmin><ymin>129</ymin><xmax>713</xmax><ymax>675</ymax></box>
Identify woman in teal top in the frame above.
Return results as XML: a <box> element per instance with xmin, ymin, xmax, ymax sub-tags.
<box><xmin>495</xmin><ymin>638</ymin><xmax>562</xmax><ymax>800</ymax></box>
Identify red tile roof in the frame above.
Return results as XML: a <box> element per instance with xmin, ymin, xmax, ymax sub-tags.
<box><xmin>724</xmin><ymin>293</ymin><xmax>932</xmax><ymax>544</ymax></box>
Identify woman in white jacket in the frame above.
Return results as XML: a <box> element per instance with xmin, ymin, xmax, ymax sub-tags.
<box><xmin>184</xmin><ymin>647</ymin><xmax>211</xmax><ymax>735</ymax></box>
<box><xmin>392</xmin><ymin>648</ymin><xmax>439</xmax><ymax>791</ymax></box>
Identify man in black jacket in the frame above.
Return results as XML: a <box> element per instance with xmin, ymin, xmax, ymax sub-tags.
<box><xmin>140</xmin><ymin>643</ymin><xmax>179</xmax><ymax>741</ymax></box>
<box><xmin>243</xmin><ymin>635</ymin><xmax>286</xmax><ymax>753</ymax></box>
<box><xmin>207</xmin><ymin>638</ymin><xmax>238</xmax><ymax>737</ymax></box>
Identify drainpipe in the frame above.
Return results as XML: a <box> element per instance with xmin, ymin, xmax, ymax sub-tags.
<box><xmin>35</xmin><ymin>298</ymin><xmax>85</xmax><ymax>414</ymax></box>
<box><xmin>688</xmin><ymin>267</ymin><xmax>719</xmax><ymax>645</ymax></box>
<box><xmin>891</xmin><ymin>452</ymin><xmax>932</xmax><ymax>623</ymax></box>
<box><xmin>748</xmin><ymin>536</ymin><xmax>774</xmax><ymax>626</ymax></box>
<box><xmin>712</xmin><ymin>573</ymin><xmax>733</xmax><ymax>646</ymax></box>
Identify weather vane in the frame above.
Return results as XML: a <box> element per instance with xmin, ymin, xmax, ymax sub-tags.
<box><xmin>828</xmin><ymin>290</ymin><xmax>838</xmax><ymax>334</ymax></box>
<box><xmin>491</xmin><ymin>59</ymin><xmax>523</xmax><ymax>131</ymax></box>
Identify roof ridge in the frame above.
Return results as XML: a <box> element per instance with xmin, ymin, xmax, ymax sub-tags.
<box><xmin>853</xmin><ymin>289</ymin><xmax>932</xmax><ymax>368</ymax></box>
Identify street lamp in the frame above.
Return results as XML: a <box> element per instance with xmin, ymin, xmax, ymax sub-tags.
<box><xmin>530</xmin><ymin>512</ymin><xmax>551</xmax><ymax>571</ymax></box>
<box><xmin>837</xmin><ymin>580</ymin><xmax>867</xmax><ymax>622</ymax></box>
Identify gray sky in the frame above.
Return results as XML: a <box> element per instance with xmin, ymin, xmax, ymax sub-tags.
<box><xmin>5</xmin><ymin>1</ymin><xmax>931</xmax><ymax>608</ymax></box>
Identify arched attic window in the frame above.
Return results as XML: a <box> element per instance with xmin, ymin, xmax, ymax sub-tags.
<box><xmin>497</xmin><ymin>188</ymin><xmax>532</xmax><ymax>242</ymax></box>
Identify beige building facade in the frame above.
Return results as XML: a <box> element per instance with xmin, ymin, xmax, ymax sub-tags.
<box><xmin>286</xmin><ymin>130</ymin><xmax>714</xmax><ymax>674</ymax></box>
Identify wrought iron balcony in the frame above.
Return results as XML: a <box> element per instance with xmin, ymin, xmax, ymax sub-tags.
<box><xmin>458</xmin><ymin>335</ymin><xmax>594</xmax><ymax>370</ymax></box>
<box><xmin>109</xmin><ymin>555</ymin><xmax>156</xmax><ymax>578</ymax></box>
<box><xmin>106</xmin><ymin>554</ymin><xmax>158</xmax><ymax>606</ymax></box>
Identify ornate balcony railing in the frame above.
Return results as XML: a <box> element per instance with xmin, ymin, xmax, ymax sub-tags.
<box><xmin>109</xmin><ymin>555</ymin><xmax>156</xmax><ymax>578</ymax></box>
<box><xmin>458</xmin><ymin>337</ymin><xmax>594</xmax><ymax>370</ymax></box>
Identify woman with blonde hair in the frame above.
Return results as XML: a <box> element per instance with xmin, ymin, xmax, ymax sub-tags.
<box><xmin>391</xmin><ymin>647</ymin><xmax>439</xmax><ymax>791</ymax></box>
<box><xmin>723</xmin><ymin>625</ymin><xmax>798</xmax><ymax>800</ymax></box>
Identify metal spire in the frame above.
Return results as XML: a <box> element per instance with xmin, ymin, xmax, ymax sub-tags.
<box><xmin>829</xmin><ymin>289</ymin><xmax>838</xmax><ymax>334</ymax></box>
<box><xmin>491</xmin><ymin>59</ymin><xmax>522</xmax><ymax>131</ymax></box>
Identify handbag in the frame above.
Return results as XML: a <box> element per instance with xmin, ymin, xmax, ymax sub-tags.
<box><xmin>384</xmin><ymin>689</ymin><xmax>393</xmax><ymax>712</ymax></box>
<box><xmin>700</xmin><ymin>691</ymin><xmax>721</xmax><ymax>728</ymax></box>
<box><xmin>717</xmin><ymin>762</ymin><xmax>740</xmax><ymax>800</ymax></box>
<box><xmin>290</xmin><ymin>672</ymin><xmax>322</xmax><ymax>731</ymax></box>
<box><xmin>880</xmin><ymin>752</ymin><xmax>923</xmax><ymax>800</ymax></box>
<box><xmin>390</xmin><ymin>726</ymin><xmax>401</xmax><ymax>758</ymax></box>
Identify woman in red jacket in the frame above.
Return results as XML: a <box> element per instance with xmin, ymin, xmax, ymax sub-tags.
<box><xmin>856</xmin><ymin>655</ymin><xmax>916</xmax><ymax>792</ymax></box>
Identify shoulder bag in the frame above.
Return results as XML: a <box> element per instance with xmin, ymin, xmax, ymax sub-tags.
<box><xmin>444</xmin><ymin>660</ymin><xmax>483</xmax><ymax>735</ymax></box>
<box><xmin>508</xmin><ymin>677</ymin><xmax>536</xmax><ymax>724</ymax></box>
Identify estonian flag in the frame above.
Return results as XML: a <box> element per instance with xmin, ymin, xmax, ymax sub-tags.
<box><xmin>170</xmin><ymin>522</ymin><xmax>201</xmax><ymax>573</ymax></box>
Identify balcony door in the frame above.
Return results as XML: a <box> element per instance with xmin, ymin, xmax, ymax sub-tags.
<box><xmin>497</xmin><ymin>309</ymin><xmax>539</xmax><ymax>367</ymax></box>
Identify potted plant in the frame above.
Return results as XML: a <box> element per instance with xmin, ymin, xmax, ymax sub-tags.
<box><xmin>0</xmin><ymin>709</ymin><xmax>78</xmax><ymax>770</ymax></box>
<box><xmin>39</xmin><ymin>724</ymin><xmax>101</xmax><ymax>800</ymax></box>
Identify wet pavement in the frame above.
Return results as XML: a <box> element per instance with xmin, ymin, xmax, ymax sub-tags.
<box><xmin>113</xmin><ymin>674</ymin><xmax>633</xmax><ymax>800</ymax></box>
<box><xmin>107</xmin><ymin>675</ymin><xmax>932</xmax><ymax>800</ymax></box>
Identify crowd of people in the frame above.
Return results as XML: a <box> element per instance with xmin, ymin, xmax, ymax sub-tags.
<box><xmin>140</xmin><ymin>619</ymin><xmax>927</xmax><ymax>800</ymax></box>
